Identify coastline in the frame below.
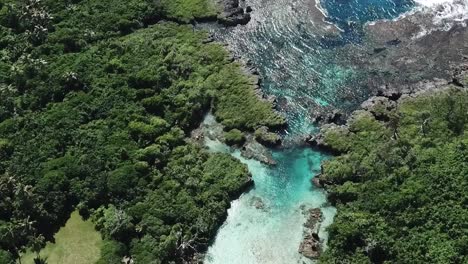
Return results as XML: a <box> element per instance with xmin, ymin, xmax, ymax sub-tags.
<box><xmin>304</xmin><ymin>64</ymin><xmax>467</xmax><ymax>261</ymax></box>
<box><xmin>197</xmin><ymin>0</ymin><xmax>468</xmax><ymax>262</ymax></box>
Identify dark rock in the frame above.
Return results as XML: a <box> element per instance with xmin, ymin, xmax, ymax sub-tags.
<box><xmin>311</xmin><ymin>108</ymin><xmax>345</xmax><ymax>126</ymax></box>
<box><xmin>385</xmin><ymin>38</ymin><xmax>401</xmax><ymax>46</ymax></box>
<box><xmin>254</xmin><ymin>126</ymin><xmax>282</xmax><ymax>147</ymax></box>
<box><xmin>305</xmin><ymin>131</ymin><xmax>338</xmax><ymax>154</ymax></box>
<box><xmin>377</xmin><ymin>88</ymin><xmax>402</xmax><ymax>101</ymax></box>
<box><xmin>246</xmin><ymin>6</ymin><xmax>253</xmax><ymax>13</ymax></box>
<box><xmin>202</xmin><ymin>35</ymin><xmax>215</xmax><ymax>44</ymax></box>
<box><xmin>305</xmin><ymin>133</ymin><xmax>324</xmax><ymax>147</ymax></box>
<box><xmin>217</xmin><ymin>0</ymin><xmax>251</xmax><ymax>26</ymax></box>
<box><xmin>299</xmin><ymin>208</ymin><xmax>323</xmax><ymax>259</ymax></box>
<box><xmin>360</xmin><ymin>96</ymin><xmax>397</xmax><ymax>121</ymax></box>
<box><xmin>312</xmin><ymin>232</ymin><xmax>320</xmax><ymax>241</ymax></box>
<box><xmin>373</xmin><ymin>47</ymin><xmax>386</xmax><ymax>54</ymax></box>
<box><xmin>297</xmin><ymin>207</ymin><xmax>323</xmax><ymax>259</ymax></box>
<box><xmin>311</xmin><ymin>176</ymin><xmax>323</xmax><ymax>188</ymax></box>
<box><xmin>299</xmin><ymin>233</ymin><xmax>321</xmax><ymax>259</ymax></box>
<box><xmin>304</xmin><ymin>208</ymin><xmax>322</xmax><ymax>229</ymax></box>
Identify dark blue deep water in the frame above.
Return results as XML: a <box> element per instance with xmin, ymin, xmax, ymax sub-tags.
<box><xmin>321</xmin><ymin>0</ymin><xmax>414</xmax><ymax>41</ymax></box>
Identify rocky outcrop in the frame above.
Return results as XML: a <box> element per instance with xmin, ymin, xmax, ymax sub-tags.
<box><xmin>311</xmin><ymin>107</ymin><xmax>346</xmax><ymax>126</ymax></box>
<box><xmin>254</xmin><ymin>126</ymin><xmax>282</xmax><ymax>147</ymax></box>
<box><xmin>235</xmin><ymin>175</ymin><xmax>254</xmax><ymax>198</ymax></box>
<box><xmin>299</xmin><ymin>233</ymin><xmax>321</xmax><ymax>259</ymax></box>
<box><xmin>306</xmin><ymin>66</ymin><xmax>468</xmax><ymax>155</ymax></box>
<box><xmin>360</xmin><ymin>96</ymin><xmax>397</xmax><ymax>121</ymax></box>
<box><xmin>241</xmin><ymin>135</ymin><xmax>277</xmax><ymax>165</ymax></box>
<box><xmin>299</xmin><ymin>208</ymin><xmax>323</xmax><ymax>259</ymax></box>
<box><xmin>355</xmin><ymin>8</ymin><xmax>468</xmax><ymax>96</ymax></box>
<box><xmin>304</xmin><ymin>208</ymin><xmax>322</xmax><ymax>229</ymax></box>
<box><xmin>305</xmin><ymin>123</ymin><xmax>348</xmax><ymax>155</ymax></box>
<box><xmin>217</xmin><ymin>0</ymin><xmax>251</xmax><ymax>26</ymax></box>
<box><xmin>312</xmin><ymin>175</ymin><xmax>324</xmax><ymax>188</ymax></box>
<box><xmin>305</xmin><ymin>131</ymin><xmax>327</xmax><ymax>149</ymax></box>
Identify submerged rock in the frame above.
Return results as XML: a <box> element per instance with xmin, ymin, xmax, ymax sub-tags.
<box><xmin>249</xmin><ymin>196</ymin><xmax>268</xmax><ymax>210</ymax></box>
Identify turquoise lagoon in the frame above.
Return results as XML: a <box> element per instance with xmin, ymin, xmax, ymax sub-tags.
<box><xmin>204</xmin><ymin>0</ymin><xmax>426</xmax><ymax>263</ymax></box>
<box><xmin>204</xmin><ymin>138</ymin><xmax>335</xmax><ymax>263</ymax></box>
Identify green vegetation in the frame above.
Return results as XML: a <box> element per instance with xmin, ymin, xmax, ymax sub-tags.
<box><xmin>0</xmin><ymin>250</ymin><xmax>14</xmax><ymax>264</ymax></box>
<box><xmin>161</xmin><ymin>0</ymin><xmax>219</xmax><ymax>22</ymax></box>
<box><xmin>224</xmin><ymin>129</ymin><xmax>246</xmax><ymax>146</ymax></box>
<box><xmin>254</xmin><ymin>126</ymin><xmax>281</xmax><ymax>146</ymax></box>
<box><xmin>0</xmin><ymin>0</ymin><xmax>283</xmax><ymax>263</ymax></box>
<box><xmin>20</xmin><ymin>211</ymin><xmax>103</xmax><ymax>264</ymax></box>
<box><xmin>320</xmin><ymin>89</ymin><xmax>468</xmax><ymax>263</ymax></box>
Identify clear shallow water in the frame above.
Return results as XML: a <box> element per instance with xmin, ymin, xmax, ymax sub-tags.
<box><xmin>203</xmin><ymin>0</ymin><xmax>464</xmax><ymax>263</ymax></box>
<box><xmin>204</xmin><ymin>139</ymin><xmax>335</xmax><ymax>264</ymax></box>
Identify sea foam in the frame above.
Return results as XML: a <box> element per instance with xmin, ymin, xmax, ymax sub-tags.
<box><xmin>415</xmin><ymin>0</ymin><xmax>468</xmax><ymax>29</ymax></box>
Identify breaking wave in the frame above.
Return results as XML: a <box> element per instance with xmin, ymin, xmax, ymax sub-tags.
<box><xmin>407</xmin><ymin>0</ymin><xmax>468</xmax><ymax>38</ymax></box>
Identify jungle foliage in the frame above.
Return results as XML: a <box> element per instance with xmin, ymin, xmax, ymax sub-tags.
<box><xmin>320</xmin><ymin>89</ymin><xmax>468</xmax><ymax>264</ymax></box>
<box><xmin>0</xmin><ymin>0</ymin><xmax>283</xmax><ymax>263</ymax></box>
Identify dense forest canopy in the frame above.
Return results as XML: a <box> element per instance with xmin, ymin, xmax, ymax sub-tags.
<box><xmin>0</xmin><ymin>0</ymin><xmax>284</xmax><ymax>263</ymax></box>
<box><xmin>320</xmin><ymin>88</ymin><xmax>468</xmax><ymax>263</ymax></box>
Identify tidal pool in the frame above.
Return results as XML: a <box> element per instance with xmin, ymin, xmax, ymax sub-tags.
<box><xmin>203</xmin><ymin>0</ymin><xmax>453</xmax><ymax>263</ymax></box>
<box><xmin>204</xmin><ymin>138</ymin><xmax>335</xmax><ymax>264</ymax></box>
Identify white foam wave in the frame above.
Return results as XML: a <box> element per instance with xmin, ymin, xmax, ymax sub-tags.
<box><xmin>414</xmin><ymin>0</ymin><xmax>457</xmax><ymax>6</ymax></box>
<box><xmin>416</xmin><ymin>0</ymin><xmax>468</xmax><ymax>27</ymax></box>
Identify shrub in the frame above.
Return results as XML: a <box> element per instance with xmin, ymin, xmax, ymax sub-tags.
<box><xmin>224</xmin><ymin>129</ymin><xmax>245</xmax><ymax>146</ymax></box>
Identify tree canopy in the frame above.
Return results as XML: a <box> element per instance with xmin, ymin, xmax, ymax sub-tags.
<box><xmin>320</xmin><ymin>88</ymin><xmax>468</xmax><ymax>264</ymax></box>
<box><xmin>0</xmin><ymin>0</ymin><xmax>283</xmax><ymax>262</ymax></box>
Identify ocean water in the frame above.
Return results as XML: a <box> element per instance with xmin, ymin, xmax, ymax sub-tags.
<box><xmin>204</xmin><ymin>0</ymin><xmax>467</xmax><ymax>263</ymax></box>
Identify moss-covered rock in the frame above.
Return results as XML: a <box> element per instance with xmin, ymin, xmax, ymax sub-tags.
<box><xmin>254</xmin><ymin>126</ymin><xmax>281</xmax><ymax>147</ymax></box>
<box><xmin>224</xmin><ymin>129</ymin><xmax>245</xmax><ymax>146</ymax></box>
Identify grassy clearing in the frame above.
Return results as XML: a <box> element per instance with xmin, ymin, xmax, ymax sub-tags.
<box><xmin>20</xmin><ymin>211</ymin><xmax>102</xmax><ymax>264</ymax></box>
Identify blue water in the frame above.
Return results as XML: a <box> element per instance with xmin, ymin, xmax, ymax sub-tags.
<box><xmin>205</xmin><ymin>139</ymin><xmax>335</xmax><ymax>264</ymax></box>
<box><xmin>204</xmin><ymin>0</ymin><xmax>418</xmax><ymax>263</ymax></box>
<box><xmin>322</xmin><ymin>0</ymin><xmax>414</xmax><ymax>40</ymax></box>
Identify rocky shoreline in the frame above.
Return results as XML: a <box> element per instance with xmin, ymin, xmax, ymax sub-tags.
<box><xmin>302</xmin><ymin>62</ymin><xmax>468</xmax><ymax>259</ymax></box>
<box><xmin>198</xmin><ymin>2</ymin><xmax>468</xmax><ymax>261</ymax></box>
<box><xmin>298</xmin><ymin>207</ymin><xmax>323</xmax><ymax>259</ymax></box>
<box><xmin>302</xmin><ymin>3</ymin><xmax>468</xmax><ymax>125</ymax></box>
<box><xmin>216</xmin><ymin>0</ymin><xmax>252</xmax><ymax>26</ymax></box>
<box><xmin>191</xmin><ymin>33</ymin><xmax>285</xmax><ymax>166</ymax></box>
<box><xmin>307</xmin><ymin>62</ymin><xmax>467</xmax><ymax>156</ymax></box>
